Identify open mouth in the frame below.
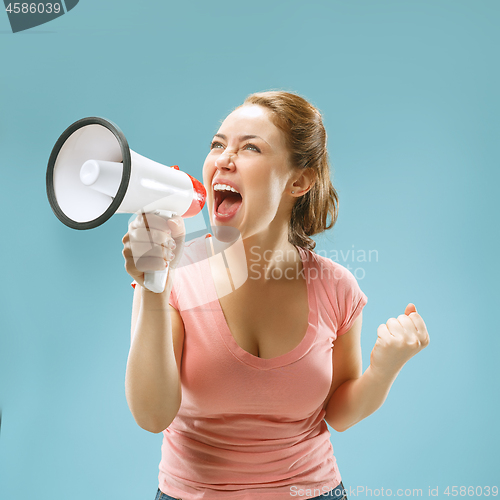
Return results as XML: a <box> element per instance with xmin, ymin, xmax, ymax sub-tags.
<box><xmin>214</xmin><ymin>189</ymin><xmax>243</xmax><ymax>217</ymax></box>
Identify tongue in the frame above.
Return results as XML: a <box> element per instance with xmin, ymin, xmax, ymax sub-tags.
<box><xmin>217</xmin><ymin>193</ymin><xmax>242</xmax><ymax>215</ymax></box>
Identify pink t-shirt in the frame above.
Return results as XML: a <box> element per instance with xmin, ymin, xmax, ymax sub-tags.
<box><xmin>133</xmin><ymin>235</ymin><xmax>367</xmax><ymax>499</ymax></box>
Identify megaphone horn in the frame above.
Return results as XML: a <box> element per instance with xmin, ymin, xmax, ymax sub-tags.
<box><xmin>46</xmin><ymin>116</ymin><xmax>207</xmax><ymax>293</ymax></box>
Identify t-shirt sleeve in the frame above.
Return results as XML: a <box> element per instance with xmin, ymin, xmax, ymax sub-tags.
<box><xmin>130</xmin><ymin>280</ymin><xmax>179</xmax><ymax>310</ymax></box>
<box><xmin>333</xmin><ymin>265</ymin><xmax>368</xmax><ymax>337</ymax></box>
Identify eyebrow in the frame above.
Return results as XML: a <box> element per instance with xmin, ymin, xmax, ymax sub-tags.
<box><xmin>213</xmin><ymin>133</ymin><xmax>268</xmax><ymax>144</ymax></box>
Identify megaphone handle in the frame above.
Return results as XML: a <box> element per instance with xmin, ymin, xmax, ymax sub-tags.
<box><xmin>143</xmin><ymin>266</ymin><xmax>169</xmax><ymax>294</ymax></box>
<box><xmin>143</xmin><ymin>210</ymin><xmax>177</xmax><ymax>294</ymax></box>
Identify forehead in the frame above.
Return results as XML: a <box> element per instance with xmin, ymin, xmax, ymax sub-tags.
<box><xmin>218</xmin><ymin>105</ymin><xmax>286</xmax><ymax>147</ymax></box>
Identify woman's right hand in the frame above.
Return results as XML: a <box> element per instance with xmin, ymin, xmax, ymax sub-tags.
<box><xmin>122</xmin><ymin>213</ymin><xmax>185</xmax><ymax>289</ymax></box>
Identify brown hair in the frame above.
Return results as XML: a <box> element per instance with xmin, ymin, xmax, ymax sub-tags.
<box><xmin>241</xmin><ymin>90</ymin><xmax>339</xmax><ymax>251</ymax></box>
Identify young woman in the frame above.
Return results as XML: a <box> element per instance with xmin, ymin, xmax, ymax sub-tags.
<box><xmin>122</xmin><ymin>91</ymin><xmax>430</xmax><ymax>500</ymax></box>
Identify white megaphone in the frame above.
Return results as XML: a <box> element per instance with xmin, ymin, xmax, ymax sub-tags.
<box><xmin>46</xmin><ymin>117</ymin><xmax>207</xmax><ymax>293</ymax></box>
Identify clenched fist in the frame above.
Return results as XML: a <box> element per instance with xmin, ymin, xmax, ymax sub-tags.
<box><xmin>370</xmin><ymin>304</ymin><xmax>430</xmax><ymax>376</ymax></box>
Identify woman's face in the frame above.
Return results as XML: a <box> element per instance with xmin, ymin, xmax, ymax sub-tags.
<box><xmin>202</xmin><ymin>104</ymin><xmax>296</xmax><ymax>238</ymax></box>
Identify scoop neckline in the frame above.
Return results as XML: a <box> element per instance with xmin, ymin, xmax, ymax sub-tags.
<box><xmin>202</xmin><ymin>236</ymin><xmax>318</xmax><ymax>370</ymax></box>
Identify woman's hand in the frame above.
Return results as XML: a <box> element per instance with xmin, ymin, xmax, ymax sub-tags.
<box><xmin>122</xmin><ymin>213</ymin><xmax>185</xmax><ymax>288</ymax></box>
<box><xmin>370</xmin><ymin>304</ymin><xmax>430</xmax><ymax>377</ymax></box>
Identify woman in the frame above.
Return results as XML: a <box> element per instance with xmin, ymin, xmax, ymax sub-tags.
<box><xmin>122</xmin><ymin>91</ymin><xmax>430</xmax><ymax>500</ymax></box>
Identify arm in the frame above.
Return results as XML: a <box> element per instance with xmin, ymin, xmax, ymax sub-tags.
<box><xmin>125</xmin><ymin>273</ymin><xmax>185</xmax><ymax>434</ymax></box>
<box><xmin>324</xmin><ymin>304</ymin><xmax>430</xmax><ymax>432</ymax></box>
<box><xmin>324</xmin><ymin>313</ymin><xmax>397</xmax><ymax>432</ymax></box>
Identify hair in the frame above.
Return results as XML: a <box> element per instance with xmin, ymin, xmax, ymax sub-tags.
<box><xmin>239</xmin><ymin>90</ymin><xmax>339</xmax><ymax>251</ymax></box>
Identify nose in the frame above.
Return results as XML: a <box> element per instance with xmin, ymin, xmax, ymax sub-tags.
<box><xmin>215</xmin><ymin>150</ymin><xmax>236</xmax><ymax>170</ymax></box>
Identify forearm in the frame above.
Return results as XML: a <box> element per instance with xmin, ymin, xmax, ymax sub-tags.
<box><xmin>325</xmin><ymin>364</ymin><xmax>400</xmax><ymax>432</ymax></box>
<box><xmin>125</xmin><ymin>284</ymin><xmax>181</xmax><ymax>433</ymax></box>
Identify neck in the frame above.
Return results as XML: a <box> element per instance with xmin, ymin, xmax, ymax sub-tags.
<box><xmin>241</xmin><ymin>225</ymin><xmax>301</xmax><ymax>283</ymax></box>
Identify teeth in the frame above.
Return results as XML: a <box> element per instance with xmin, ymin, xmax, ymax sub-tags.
<box><xmin>213</xmin><ymin>183</ymin><xmax>240</xmax><ymax>194</ymax></box>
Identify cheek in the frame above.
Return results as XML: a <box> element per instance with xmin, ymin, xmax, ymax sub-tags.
<box><xmin>249</xmin><ymin>181</ymin><xmax>282</xmax><ymax>212</ymax></box>
<box><xmin>258</xmin><ymin>172</ymin><xmax>284</xmax><ymax>199</ymax></box>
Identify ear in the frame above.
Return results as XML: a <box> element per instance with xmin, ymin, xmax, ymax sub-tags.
<box><xmin>291</xmin><ymin>168</ymin><xmax>316</xmax><ymax>196</ymax></box>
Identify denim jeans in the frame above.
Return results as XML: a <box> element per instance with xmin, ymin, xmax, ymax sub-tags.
<box><xmin>155</xmin><ymin>481</ymin><xmax>347</xmax><ymax>500</ymax></box>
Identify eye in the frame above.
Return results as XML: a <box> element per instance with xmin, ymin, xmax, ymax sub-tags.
<box><xmin>244</xmin><ymin>143</ymin><xmax>261</xmax><ymax>152</ymax></box>
<box><xmin>210</xmin><ymin>141</ymin><xmax>225</xmax><ymax>150</ymax></box>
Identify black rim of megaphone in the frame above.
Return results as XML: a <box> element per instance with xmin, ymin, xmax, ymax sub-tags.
<box><xmin>46</xmin><ymin>116</ymin><xmax>132</xmax><ymax>230</ymax></box>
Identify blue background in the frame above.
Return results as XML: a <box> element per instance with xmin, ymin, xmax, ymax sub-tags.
<box><xmin>1</xmin><ymin>1</ymin><xmax>499</xmax><ymax>499</ymax></box>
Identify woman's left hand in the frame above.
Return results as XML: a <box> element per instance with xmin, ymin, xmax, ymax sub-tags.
<box><xmin>370</xmin><ymin>304</ymin><xmax>430</xmax><ymax>377</ymax></box>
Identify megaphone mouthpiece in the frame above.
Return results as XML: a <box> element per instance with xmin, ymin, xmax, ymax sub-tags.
<box><xmin>184</xmin><ymin>173</ymin><xmax>207</xmax><ymax>218</ymax></box>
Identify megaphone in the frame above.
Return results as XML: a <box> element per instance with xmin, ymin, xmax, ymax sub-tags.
<box><xmin>46</xmin><ymin>117</ymin><xmax>207</xmax><ymax>293</ymax></box>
